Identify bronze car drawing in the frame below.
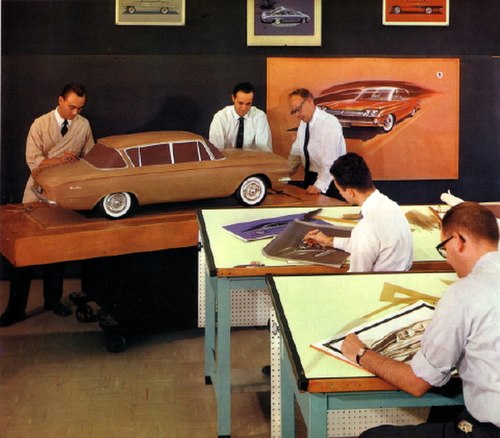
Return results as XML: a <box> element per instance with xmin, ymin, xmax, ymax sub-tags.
<box><xmin>320</xmin><ymin>86</ymin><xmax>421</xmax><ymax>133</ymax></box>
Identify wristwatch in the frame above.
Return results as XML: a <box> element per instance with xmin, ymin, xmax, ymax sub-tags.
<box><xmin>355</xmin><ymin>346</ymin><xmax>370</xmax><ymax>365</ymax></box>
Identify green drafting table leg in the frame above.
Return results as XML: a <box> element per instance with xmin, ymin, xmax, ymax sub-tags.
<box><xmin>205</xmin><ymin>275</ymin><xmax>232</xmax><ymax>437</ymax></box>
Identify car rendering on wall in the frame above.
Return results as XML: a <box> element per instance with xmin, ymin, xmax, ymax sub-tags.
<box><xmin>31</xmin><ymin>131</ymin><xmax>290</xmax><ymax>218</ymax></box>
<box><xmin>123</xmin><ymin>0</ymin><xmax>175</xmax><ymax>14</ymax></box>
<box><xmin>320</xmin><ymin>86</ymin><xmax>421</xmax><ymax>133</ymax></box>
<box><xmin>260</xmin><ymin>6</ymin><xmax>310</xmax><ymax>25</ymax></box>
<box><xmin>390</xmin><ymin>0</ymin><xmax>444</xmax><ymax>15</ymax></box>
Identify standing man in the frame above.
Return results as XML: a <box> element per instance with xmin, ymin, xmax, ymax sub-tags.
<box><xmin>288</xmin><ymin>88</ymin><xmax>346</xmax><ymax>198</ymax></box>
<box><xmin>304</xmin><ymin>153</ymin><xmax>413</xmax><ymax>272</ymax></box>
<box><xmin>342</xmin><ymin>202</ymin><xmax>500</xmax><ymax>437</ymax></box>
<box><xmin>0</xmin><ymin>83</ymin><xmax>94</xmax><ymax>327</ymax></box>
<box><xmin>209</xmin><ymin>82</ymin><xmax>272</xmax><ymax>151</ymax></box>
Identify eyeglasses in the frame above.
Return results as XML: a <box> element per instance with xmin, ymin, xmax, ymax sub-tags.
<box><xmin>290</xmin><ymin>98</ymin><xmax>307</xmax><ymax>115</ymax></box>
<box><xmin>435</xmin><ymin>234</ymin><xmax>465</xmax><ymax>258</ymax></box>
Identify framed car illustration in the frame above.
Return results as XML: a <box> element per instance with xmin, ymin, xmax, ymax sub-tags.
<box><xmin>266</xmin><ymin>57</ymin><xmax>460</xmax><ymax>181</ymax></box>
<box><xmin>383</xmin><ymin>0</ymin><xmax>449</xmax><ymax>26</ymax></box>
<box><xmin>247</xmin><ymin>0</ymin><xmax>321</xmax><ymax>46</ymax></box>
<box><xmin>115</xmin><ymin>0</ymin><xmax>185</xmax><ymax>26</ymax></box>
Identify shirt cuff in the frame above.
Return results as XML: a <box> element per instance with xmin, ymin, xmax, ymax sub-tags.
<box><xmin>333</xmin><ymin>237</ymin><xmax>349</xmax><ymax>251</ymax></box>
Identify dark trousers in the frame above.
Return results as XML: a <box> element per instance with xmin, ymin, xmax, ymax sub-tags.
<box><xmin>5</xmin><ymin>262</ymin><xmax>66</xmax><ymax>312</ymax></box>
<box><xmin>289</xmin><ymin>171</ymin><xmax>342</xmax><ymax>200</ymax></box>
<box><xmin>360</xmin><ymin>409</ymin><xmax>500</xmax><ymax>438</ymax></box>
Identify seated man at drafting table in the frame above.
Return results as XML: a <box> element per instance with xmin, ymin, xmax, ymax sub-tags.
<box><xmin>304</xmin><ymin>153</ymin><xmax>413</xmax><ymax>272</ymax></box>
<box><xmin>341</xmin><ymin>202</ymin><xmax>500</xmax><ymax>437</ymax></box>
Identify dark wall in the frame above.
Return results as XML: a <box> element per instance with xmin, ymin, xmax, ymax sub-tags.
<box><xmin>2</xmin><ymin>0</ymin><xmax>500</xmax><ymax>205</ymax></box>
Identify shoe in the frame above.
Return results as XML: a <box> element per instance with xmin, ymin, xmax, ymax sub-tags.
<box><xmin>261</xmin><ymin>365</ymin><xmax>271</xmax><ymax>377</ymax></box>
<box><xmin>49</xmin><ymin>303</ymin><xmax>73</xmax><ymax>316</ymax></box>
<box><xmin>0</xmin><ymin>309</ymin><xmax>26</xmax><ymax>327</ymax></box>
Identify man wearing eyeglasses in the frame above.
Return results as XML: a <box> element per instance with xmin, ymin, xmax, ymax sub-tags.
<box><xmin>288</xmin><ymin>88</ymin><xmax>346</xmax><ymax>198</ymax></box>
<box><xmin>341</xmin><ymin>202</ymin><xmax>500</xmax><ymax>437</ymax></box>
<box><xmin>209</xmin><ymin>82</ymin><xmax>272</xmax><ymax>152</ymax></box>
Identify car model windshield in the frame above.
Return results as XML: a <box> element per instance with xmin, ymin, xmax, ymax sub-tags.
<box><xmin>83</xmin><ymin>143</ymin><xmax>127</xmax><ymax>169</ymax></box>
<box><xmin>357</xmin><ymin>89</ymin><xmax>392</xmax><ymax>101</ymax></box>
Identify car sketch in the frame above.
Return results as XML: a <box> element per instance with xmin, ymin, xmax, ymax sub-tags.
<box><xmin>31</xmin><ymin>131</ymin><xmax>290</xmax><ymax>218</ymax></box>
<box><xmin>320</xmin><ymin>86</ymin><xmax>421</xmax><ymax>133</ymax></box>
<box><xmin>123</xmin><ymin>0</ymin><xmax>175</xmax><ymax>14</ymax></box>
<box><xmin>260</xmin><ymin>6</ymin><xmax>310</xmax><ymax>25</ymax></box>
<box><xmin>390</xmin><ymin>0</ymin><xmax>443</xmax><ymax>15</ymax></box>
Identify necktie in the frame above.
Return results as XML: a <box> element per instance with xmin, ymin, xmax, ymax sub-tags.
<box><xmin>61</xmin><ymin>119</ymin><xmax>68</xmax><ymax>136</ymax></box>
<box><xmin>303</xmin><ymin>123</ymin><xmax>310</xmax><ymax>173</ymax></box>
<box><xmin>236</xmin><ymin>117</ymin><xmax>244</xmax><ymax>148</ymax></box>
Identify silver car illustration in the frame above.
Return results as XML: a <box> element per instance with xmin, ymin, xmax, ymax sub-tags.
<box><xmin>260</xmin><ymin>6</ymin><xmax>310</xmax><ymax>25</ymax></box>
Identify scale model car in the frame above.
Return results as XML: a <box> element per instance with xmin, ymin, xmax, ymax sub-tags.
<box><xmin>123</xmin><ymin>0</ymin><xmax>175</xmax><ymax>14</ymax></box>
<box><xmin>260</xmin><ymin>6</ymin><xmax>310</xmax><ymax>25</ymax></box>
<box><xmin>320</xmin><ymin>86</ymin><xmax>421</xmax><ymax>133</ymax></box>
<box><xmin>31</xmin><ymin>131</ymin><xmax>290</xmax><ymax>218</ymax></box>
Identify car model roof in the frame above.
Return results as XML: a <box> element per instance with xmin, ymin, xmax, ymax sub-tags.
<box><xmin>97</xmin><ymin>131</ymin><xmax>206</xmax><ymax>149</ymax></box>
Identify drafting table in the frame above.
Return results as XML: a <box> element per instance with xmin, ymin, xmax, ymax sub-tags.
<box><xmin>269</xmin><ymin>273</ymin><xmax>464</xmax><ymax>437</ymax></box>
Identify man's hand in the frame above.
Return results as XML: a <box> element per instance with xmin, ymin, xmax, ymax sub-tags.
<box><xmin>303</xmin><ymin>229</ymin><xmax>333</xmax><ymax>248</ymax></box>
<box><xmin>306</xmin><ymin>185</ymin><xmax>321</xmax><ymax>195</ymax></box>
<box><xmin>341</xmin><ymin>333</ymin><xmax>365</xmax><ymax>363</ymax></box>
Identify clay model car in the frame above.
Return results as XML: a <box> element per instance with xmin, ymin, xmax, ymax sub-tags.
<box><xmin>31</xmin><ymin>131</ymin><xmax>290</xmax><ymax>218</ymax></box>
<box><xmin>260</xmin><ymin>6</ymin><xmax>310</xmax><ymax>25</ymax></box>
<box><xmin>390</xmin><ymin>0</ymin><xmax>443</xmax><ymax>15</ymax></box>
<box><xmin>124</xmin><ymin>0</ymin><xmax>175</xmax><ymax>15</ymax></box>
<box><xmin>320</xmin><ymin>86</ymin><xmax>421</xmax><ymax>133</ymax></box>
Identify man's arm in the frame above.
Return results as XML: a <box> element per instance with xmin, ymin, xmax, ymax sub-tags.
<box><xmin>342</xmin><ymin>333</ymin><xmax>432</xmax><ymax>397</ymax></box>
<box><xmin>253</xmin><ymin>112</ymin><xmax>272</xmax><ymax>151</ymax></box>
<box><xmin>209</xmin><ymin>112</ymin><xmax>227</xmax><ymax>150</ymax></box>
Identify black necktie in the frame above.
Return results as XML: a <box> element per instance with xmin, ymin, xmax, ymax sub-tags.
<box><xmin>236</xmin><ymin>117</ymin><xmax>244</xmax><ymax>148</ymax></box>
<box><xmin>61</xmin><ymin>119</ymin><xmax>68</xmax><ymax>136</ymax></box>
<box><xmin>303</xmin><ymin>123</ymin><xmax>310</xmax><ymax>173</ymax></box>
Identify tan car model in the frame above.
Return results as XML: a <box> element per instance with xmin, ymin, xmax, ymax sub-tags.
<box><xmin>32</xmin><ymin>131</ymin><xmax>290</xmax><ymax>218</ymax></box>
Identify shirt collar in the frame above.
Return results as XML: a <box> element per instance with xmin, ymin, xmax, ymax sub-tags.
<box><xmin>232</xmin><ymin>107</ymin><xmax>249</xmax><ymax>120</ymax></box>
<box><xmin>54</xmin><ymin>108</ymin><xmax>73</xmax><ymax>126</ymax></box>
<box><xmin>360</xmin><ymin>189</ymin><xmax>381</xmax><ymax>217</ymax></box>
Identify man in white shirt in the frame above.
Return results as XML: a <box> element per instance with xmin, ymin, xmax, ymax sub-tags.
<box><xmin>288</xmin><ymin>88</ymin><xmax>346</xmax><ymax>198</ymax></box>
<box><xmin>304</xmin><ymin>152</ymin><xmax>413</xmax><ymax>272</ymax></box>
<box><xmin>209</xmin><ymin>82</ymin><xmax>272</xmax><ymax>151</ymax></box>
<box><xmin>341</xmin><ymin>202</ymin><xmax>500</xmax><ymax>437</ymax></box>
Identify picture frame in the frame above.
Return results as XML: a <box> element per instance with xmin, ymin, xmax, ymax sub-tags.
<box><xmin>247</xmin><ymin>0</ymin><xmax>322</xmax><ymax>46</ymax></box>
<box><xmin>383</xmin><ymin>0</ymin><xmax>449</xmax><ymax>26</ymax></box>
<box><xmin>266</xmin><ymin>57</ymin><xmax>460</xmax><ymax>181</ymax></box>
<box><xmin>115</xmin><ymin>0</ymin><xmax>186</xmax><ymax>26</ymax></box>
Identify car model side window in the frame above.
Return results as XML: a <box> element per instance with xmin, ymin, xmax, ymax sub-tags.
<box><xmin>139</xmin><ymin>143</ymin><xmax>172</xmax><ymax>166</ymax></box>
<box><xmin>172</xmin><ymin>141</ymin><xmax>200</xmax><ymax>163</ymax></box>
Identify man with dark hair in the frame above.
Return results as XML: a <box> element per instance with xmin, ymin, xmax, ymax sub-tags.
<box><xmin>209</xmin><ymin>82</ymin><xmax>272</xmax><ymax>151</ymax></box>
<box><xmin>342</xmin><ymin>202</ymin><xmax>500</xmax><ymax>437</ymax></box>
<box><xmin>288</xmin><ymin>88</ymin><xmax>346</xmax><ymax>198</ymax></box>
<box><xmin>304</xmin><ymin>152</ymin><xmax>413</xmax><ymax>272</ymax></box>
<box><xmin>0</xmin><ymin>83</ymin><xmax>94</xmax><ymax>326</ymax></box>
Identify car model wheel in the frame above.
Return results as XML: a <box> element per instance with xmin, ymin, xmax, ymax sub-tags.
<box><xmin>126</xmin><ymin>6</ymin><xmax>136</xmax><ymax>14</ymax></box>
<box><xmin>301</xmin><ymin>18</ymin><xmax>307</xmax><ymax>23</ymax></box>
<box><xmin>382</xmin><ymin>114</ymin><xmax>395</xmax><ymax>132</ymax></box>
<box><xmin>235</xmin><ymin>176</ymin><xmax>267</xmax><ymax>206</ymax></box>
<box><xmin>425</xmin><ymin>7</ymin><xmax>433</xmax><ymax>14</ymax></box>
<box><xmin>100</xmin><ymin>192</ymin><xmax>134</xmax><ymax>219</ymax></box>
<box><xmin>274</xmin><ymin>18</ymin><xmax>281</xmax><ymax>24</ymax></box>
<box><xmin>160</xmin><ymin>7</ymin><xmax>169</xmax><ymax>14</ymax></box>
<box><xmin>392</xmin><ymin>6</ymin><xmax>401</xmax><ymax>14</ymax></box>
<box><xmin>410</xmin><ymin>107</ymin><xmax>417</xmax><ymax>117</ymax></box>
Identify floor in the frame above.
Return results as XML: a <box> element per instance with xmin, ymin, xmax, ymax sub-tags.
<box><xmin>0</xmin><ymin>279</ymin><xmax>284</xmax><ymax>438</ymax></box>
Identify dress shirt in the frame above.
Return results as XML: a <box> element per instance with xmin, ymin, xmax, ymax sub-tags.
<box><xmin>410</xmin><ymin>251</ymin><xmax>500</xmax><ymax>427</ymax></box>
<box><xmin>288</xmin><ymin>107</ymin><xmax>346</xmax><ymax>193</ymax></box>
<box><xmin>334</xmin><ymin>190</ymin><xmax>413</xmax><ymax>272</ymax></box>
<box><xmin>209</xmin><ymin>105</ymin><xmax>272</xmax><ymax>151</ymax></box>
